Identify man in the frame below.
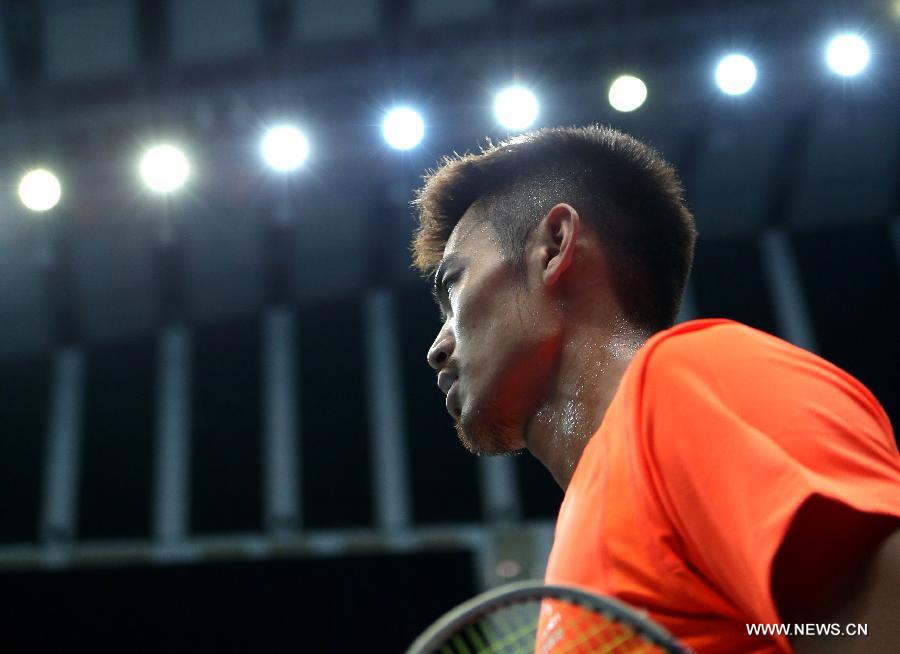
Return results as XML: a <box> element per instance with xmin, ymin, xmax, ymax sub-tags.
<box><xmin>411</xmin><ymin>125</ymin><xmax>900</xmax><ymax>653</ymax></box>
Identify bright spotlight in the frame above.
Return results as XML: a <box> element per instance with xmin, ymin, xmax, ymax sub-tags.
<box><xmin>494</xmin><ymin>86</ymin><xmax>539</xmax><ymax>131</ymax></box>
<box><xmin>825</xmin><ymin>33</ymin><xmax>870</xmax><ymax>77</ymax></box>
<box><xmin>18</xmin><ymin>169</ymin><xmax>62</xmax><ymax>212</ymax></box>
<box><xmin>715</xmin><ymin>54</ymin><xmax>757</xmax><ymax>95</ymax></box>
<box><xmin>608</xmin><ymin>75</ymin><xmax>647</xmax><ymax>112</ymax></box>
<box><xmin>140</xmin><ymin>144</ymin><xmax>190</xmax><ymax>193</ymax></box>
<box><xmin>382</xmin><ymin>107</ymin><xmax>425</xmax><ymax>150</ymax></box>
<box><xmin>261</xmin><ymin>124</ymin><xmax>310</xmax><ymax>171</ymax></box>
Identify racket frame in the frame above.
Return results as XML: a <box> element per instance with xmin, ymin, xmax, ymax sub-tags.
<box><xmin>406</xmin><ymin>580</ymin><xmax>689</xmax><ymax>654</ymax></box>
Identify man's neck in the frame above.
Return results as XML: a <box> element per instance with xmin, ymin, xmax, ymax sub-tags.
<box><xmin>523</xmin><ymin>320</ymin><xmax>645</xmax><ymax>490</ymax></box>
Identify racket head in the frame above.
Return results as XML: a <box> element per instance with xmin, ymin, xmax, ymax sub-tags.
<box><xmin>406</xmin><ymin>580</ymin><xmax>689</xmax><ymax>654</ymax></box>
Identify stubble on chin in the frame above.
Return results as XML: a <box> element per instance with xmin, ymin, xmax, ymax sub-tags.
<box><xmin>455</xmin><ymin>413</ymin><xmax>522</xmax><ymax>456</ymax></box>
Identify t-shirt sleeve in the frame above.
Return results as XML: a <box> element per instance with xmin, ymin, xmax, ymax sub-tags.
<box><xmin>633</xmin><ymin>323</ymin><xmax>900</xmax><ymax>628</ymax></box>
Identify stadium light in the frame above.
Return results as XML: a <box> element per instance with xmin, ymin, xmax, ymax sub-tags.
<box><xmin>494</xmin><ymin>86</ymin><xmax>539</xmax><ymax>131</ymax></box>
<box><xmin>18</xmin><ymin>169</ymin><xmax>62</xmax><ymax>212</ymax></box>
<box><xmin>715</xmin><ymin>54</ymin><xmax>757</xmax><ymax>96</ymax></box>
<box><xmin>382</xmin><ymin>107</ymin><xmax>425</xmax><ymax>150</ymax></box>
<box><xmin>140</xmin><ymin>144</ymin><xmax>190</xmax><ymax>193</ymax></box>
<box><xmin>608</xmin><ymin>75</ymin><xmax>647</xmax><ymax>112</ymax></box>
<box><xmin>825</xmin><ymin>33</ymin><xmax>870</xmax><ymax>77</ymax></box>
<box><xmin>261</xmin><ymin>124</ymin><xmax>310</xmax><ymax>172</ymax></box>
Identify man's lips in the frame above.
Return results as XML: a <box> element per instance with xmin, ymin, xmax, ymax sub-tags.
<box><xmin>437</xmin><ymin>370</ymin><xmax>457</xmax><ymax>396</ymax></box>
<box><xmin>445</xmin><ymin>380</ymin><xmax>460</xmax><ymax>420</ymax></box>
<box><xmin>437</xmin><ymin>370</ymin><xmax>460</xmax><ymax>419</ymax></box>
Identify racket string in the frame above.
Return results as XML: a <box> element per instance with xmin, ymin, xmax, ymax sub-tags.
<box><xmin>542</xmin><ymin>601</ymin><xmax>665</xmax><ymax>654</ymax></box>
<box><xmin>440</xmin><ymin>599</ymin><xmax>667</xmax><ymax>654</ymax></box>
<box><xmin>410</xmin><ymin>583</ymin><xmax>684</xmax><ymax>654</ymax></box>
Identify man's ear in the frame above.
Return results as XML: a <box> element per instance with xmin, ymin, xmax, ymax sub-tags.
<box><xmin>533</xmin><ymin>203</ymin><xmax>580</xmax><ymax>288</ymax></box>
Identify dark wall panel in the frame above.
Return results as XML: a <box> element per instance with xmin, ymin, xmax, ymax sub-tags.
<box><xmin>399</xmin><ymin>287</ymin><xmax>482</xmax><ymax>524</ymax></box>
<box><xmin>515</xmin><ymin>452</ymin><xmax>563</xmax><ymax>521</ymax></box>
<box><xmin>1</xmin><ymin>549</ymin><xmax>474</xmax><ymax>652</ymax></box>
<box><xmin>297</xmin><ymin>298</ymin><xmax>372</xmax><ymax>528</ymax></box>
<box><xmin>0</xmin><ymin>359</ymin><xmax>49</xmax><ymax>544</ymax></box>
<box><xmin>792</xmin><ymin>223</ymin><xmax>900</xmax><ymax>430</ymax></box>
<box><xmin>691</xmin><ymin>234</ymin><xmax>779</xmax><ymax>336</ymax></box>
<box><xmin>79</xmin><ymin>340</ymin><xmax>156</xmax><ymax>540</ymax></box>
<box><xmin>192</xmin><ymin>319</ymin><xmax>263</xmax><ymax>534</ymax></box>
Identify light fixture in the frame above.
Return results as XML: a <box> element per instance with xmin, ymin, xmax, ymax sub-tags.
<box><xmin>261</xmin><ymin>124</ymin><xmax>310</xmax><ymax>171</ymax></box>
<box><xmin>18</xmin><ymin>169</ymin><xmax>62</xmax><ymax>212</ymax></box>
<box><xmin>715</xmin><ymin>54</ymin><xmax>757</xmax><ymax>95</ymax></box>
<box><xmin>494</xmin><ymin>86</ymin><xmax>539</xmax><ymax>131</ymax></box>
<box><xmin>382</xmin><ymin>107</ymin><xmax>425</xmax><ymax>150</ymax></box>
<box><xmin>140</xmin><ymin>144</ymin><xmax>190</xmax><ymax>193</ymax></box>
<box><xmin>608</xmin><ymin>75</ymin><xmax>648</xmax><ymax>112</ymax></box>
<box><xmin>825</xmin><ymin>33</ymin><xmax>870</xmax><ymax>77</ymax></box>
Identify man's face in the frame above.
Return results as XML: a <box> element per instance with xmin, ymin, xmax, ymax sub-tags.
<box><xmin>427</xmin><ymin>208</ymin><xmax>560</xmax><ymax>455</ymax></box>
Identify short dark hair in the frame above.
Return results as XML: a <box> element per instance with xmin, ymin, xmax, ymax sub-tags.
<box><xmin>411</xmin><ymin>125</ymin><xmax>697</xmax><ymax>332</ymax></box>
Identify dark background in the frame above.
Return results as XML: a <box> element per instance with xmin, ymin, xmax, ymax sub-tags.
<box><xmin>0</xmin><ymin>0</ymin><xmax>898</xmax><ymax>651</ymax></box>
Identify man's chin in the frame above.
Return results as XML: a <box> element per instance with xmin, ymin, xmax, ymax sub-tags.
<box><xmin>454</xmin><ymin>417</ymin><xmax>521</xmax><ymax>456</ymax></box>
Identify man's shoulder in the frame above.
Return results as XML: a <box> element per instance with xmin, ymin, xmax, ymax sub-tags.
<box><xmin>627</xmin><ymin>317</ymin><xmax>853</xmax><ymax>414</ymax></box>
<box><xmin>635</xmin><ymin>318</ymin><xmax>795</xmax><ymax>375</ymax></box>
<box><xmin>629</xmin><ymin>318</ymin><xmax>892</xmax><ymax>438</ymax></box>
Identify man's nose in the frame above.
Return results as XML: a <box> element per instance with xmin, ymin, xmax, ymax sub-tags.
<box><xmin>427</xmin><ymin>327</ymin><xmax>454</xmax><ymax>370</ymax></box>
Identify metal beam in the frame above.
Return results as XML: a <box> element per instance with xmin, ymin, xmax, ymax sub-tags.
<box><xmin>759</xmin><ymin>228</ymin><xmax>818</xmax><ymax>352</ymax></box>
<box><xmin>262</xmin><ymin>308</ymin><xmax>301</xmax><ymax>535</ymax></box>
<box><xmin>891</xmin><ymin>217</ymin><xmax>900</xmax><ymax>279</ymax></box>
<box><xmin>477</xmin><ymin>458</ymin><xmax>521</xmax><ymax>525</ymax></box>
<box><xmin>676</xmin><ymin>281</ymin><xmax>699</xmax><ymax>323</ymax></box>
<box><xmin>153</xmin><ymin>325</ymin><xmax>192</xmax><ymax>543</ymax></box>
<box><xmin>0</xmin><ymin>521</ymin><xmax>554</xmax><ymax>572</ymax></box>
<box><xmin>364</xmin><ymin>289</ymin><xmax>412</xmax><ymax>531</ymax></box>
<box><xmin>40</xmin><ymin>346</ymin><xmax>85</xmax><ymax>547</ymax></box>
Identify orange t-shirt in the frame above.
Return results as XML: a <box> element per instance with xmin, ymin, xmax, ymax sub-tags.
<box><xmin>544</xmin><ymin>319</ymin><xmax>900</xmax><ymax>653</ymax></box>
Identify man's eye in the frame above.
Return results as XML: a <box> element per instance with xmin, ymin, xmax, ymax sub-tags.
<box><xmin>444</xmin><ymin>271</ymin><xmax>462</xmax><ymax>298</ymax></box>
